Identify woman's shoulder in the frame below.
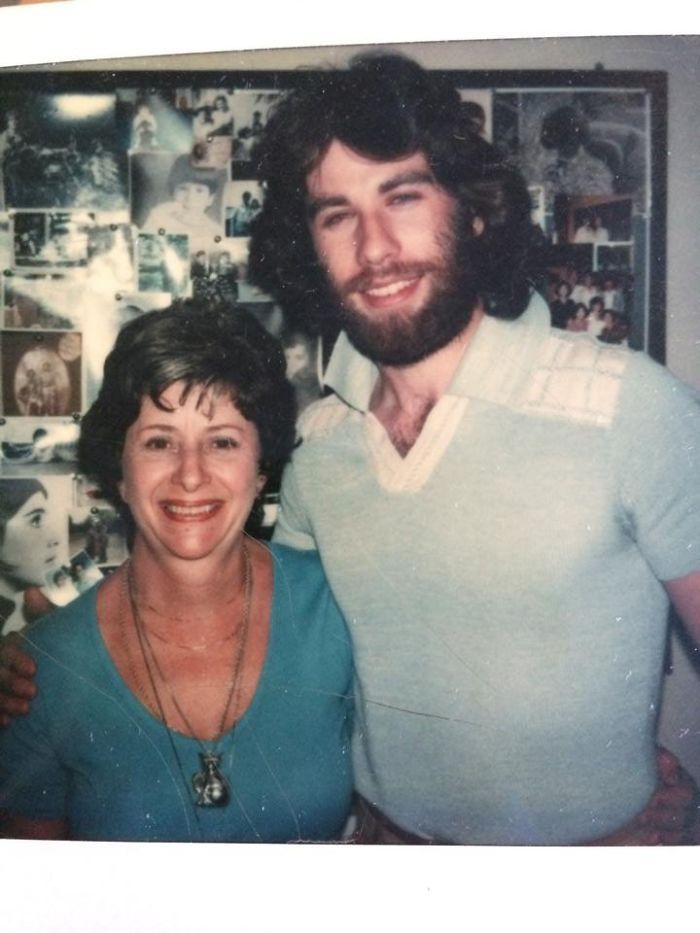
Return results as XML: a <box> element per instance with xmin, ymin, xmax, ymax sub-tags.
<box><xmin>267</xmin><ymin>542</ymin><xmax>348</xmax><ymax>635</ymax></box>
<box><xmin>20</xmin><ymin>587</ymin><xmax>100</xmax><ymax>662</ymax></box>
<box><xmin>267</xmin><ymin>541</ymin><xmax>325</xmax><ymax>579</ymax></box>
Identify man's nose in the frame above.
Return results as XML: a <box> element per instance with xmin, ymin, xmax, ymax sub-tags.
<box><xmin>355</xmin><ymin>213</ymin><xmax>399</xmax><ymax>267</ymax></box>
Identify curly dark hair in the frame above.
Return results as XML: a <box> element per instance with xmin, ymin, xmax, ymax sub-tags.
<box><xmin>78</xmin><ymin>300</ymin><xmax>296</xmax><ymax>538</ymax></box>
<box><xmin>248</xmin><ymin>53</ymin><xmax>544</xmax><ymax>336</ymax></box>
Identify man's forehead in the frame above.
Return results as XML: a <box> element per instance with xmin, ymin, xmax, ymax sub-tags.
<box><xmin>305</xmin><ymin>140</ymin><xmax>434</xmax><ymax>197</ymax></box>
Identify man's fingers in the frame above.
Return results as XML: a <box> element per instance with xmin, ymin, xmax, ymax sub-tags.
<box><xmin>0</xmin><ymin>634</ymin><xmax>37</xmax><ymax>681</ymax></box>
<box><xmin>0</xmin><ymin>695</ymin><xmax>31</xmax><ymax>718</ymax></box>
<box><xmin>656</xmin><ymin>746</ymin><xmax>682</xmax><ymax>786</ymax></box>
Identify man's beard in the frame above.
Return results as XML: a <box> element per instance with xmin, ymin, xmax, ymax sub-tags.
<box><xmin>323</xmin><ymin>231</ymin><xmax>479</xmax><ymax>367</ymax></box>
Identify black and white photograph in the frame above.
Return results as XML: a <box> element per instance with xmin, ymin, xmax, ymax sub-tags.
<box><xmin>86</xmin><ymin>222</ymin><xmax>135</xmax><ymax>295</ymax></box>
<box><xmin>191</xmin><ymin>135</ymin><xmax>233</xmax><ymax>171</ymax></box>
<box><xmin>82</xmin><ymin>288</ymin><xmax>172</xmax><ymax>407</ymax></box>
<box><xmin>458</xmin><ymin>88</ymin><xmax>493</xmax><ymax>141</ymax></box>
<box><xmin>493</xmin><ymin>89</ymin><xmax>649</xmax><ymax>210</ymax></box>
<box><xmin>3</xmin><ymin>273</ymin><xmax>86</xmax><ymax>330</ymax></box>
<box><xmin>0</xmin><ymin>416</ymin><xmax>79</xmax><ymax>471</ymax></box>
<box><xmin>229</xmin><ymin>90</ymin><xmax>279</xmax><ymax>177</ymax></box>
<box><xmin>0</xmin><ymin>473</ymin><xmax>72</xmax><ymax>635</ymax></box>
<box><xmin>130</xmin><ymin>151</ymin><xmax>226</xmax><ymax>247</ymax></box>
<box><xmin>12</xmin><ymin>210</ymin><xmax>94</xmax><ymax>269</ymax></box>
<box><xmin>136</xmin><ymin>232</ymin><xmax>189</xmax><ymax>295</ymax></box>
<box><xmin>190</xmin><ymin>244</ymin><xmax>240</xmax><ymax>305</ymax></box>
<box><xmin>224</xmin><ymin>180</ymin><xmax>263</xmax><ymax>238</ymax></box>
<box><xmin>116</xmin><ymin>88</ymin><xmax>188</xmax><ymax>153</ymax></box>
<box><xmin>215</xmin><ymin>235</ymin><xmax>267</xmax><ymax>302</ymax></box>
<box><xmin>281</xmin><ymin>327</ymin><xmax>323</xmax><ymax>416</ymax></box>
<box><xmin>0</xmin><ymin>92</ymin><xmax>127</xmax><ymax>211</ymax></box>
<box><xmin>1</xmin><ymin>329</ymin><xmax>82</xmax><ymax>416</ymax></box>
<box><xmin>69</xmin><ymin>475</ymin><xmax>128</xmax><ymax>567</ymax></box>
<box><xmin>189</xmin><ymin>88</ymin><xmax>235</xmax><ymax>139</ymax></box>
<box><xmin>67</xmin><ymin>549</ymin><xmax>104</xmax><ymax>594</ymax></box>
<box><xmin>41</xmin><ymin>549</ymin><xmax>103</xmax><ymax>608</ymax></box>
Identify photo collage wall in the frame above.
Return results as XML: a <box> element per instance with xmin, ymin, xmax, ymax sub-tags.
<box><xmin>0</xmin><ymin>69</ymin><xmax>665</xmax><ymax>633</ymax></box>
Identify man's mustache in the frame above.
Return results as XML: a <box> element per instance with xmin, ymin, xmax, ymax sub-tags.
<box><xmin>339</xmin><ymin>261</ymin><xmax>446</xmax><ymax>298</ymax></box>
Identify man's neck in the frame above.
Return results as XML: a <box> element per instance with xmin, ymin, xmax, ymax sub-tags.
<box><xmin>369</xmin><ymin>305</ymin><xmax>485</xmax><ymax>456</ymax></box>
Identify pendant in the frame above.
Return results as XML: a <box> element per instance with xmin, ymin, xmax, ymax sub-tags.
<box><xmin>192</xmin><ymin>751</ymin><xmax>230</xmax><ymax>807</ymax></box>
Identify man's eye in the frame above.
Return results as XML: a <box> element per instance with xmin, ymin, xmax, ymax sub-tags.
<box><xmin>320</xmin><ymin>211</ymin><xmax>350</xmax><ymax>230</ymax></box>
<box><xmin>388</xmin><ymin>191</ymin><xmax>421</xmax><ymax>206</ymax></box>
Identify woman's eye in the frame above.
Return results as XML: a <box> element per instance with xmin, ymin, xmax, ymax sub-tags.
<box><xmin>28</xmin><ymin>512</ymin><xmax>45</xmax><ymax>529</ymax></box>
<box><xmin>144</xmin><ymin>437</ymin><xmax>172</xmax><ymax>451</ymax></box>
<box><xmin>209</xmin><ymin>436</ymin><xmax>239</xmax><ymax>452</ymax></box>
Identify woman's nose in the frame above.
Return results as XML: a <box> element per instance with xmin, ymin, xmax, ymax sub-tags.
<box><xmin>172</xmin><ymin>446</ymin><xmax>209</xmax><ymax>490</ymax></box>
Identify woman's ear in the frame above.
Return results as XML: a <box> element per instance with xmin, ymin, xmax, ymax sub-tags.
<box><xmin>256</xmin><ymin>474</ymin><xmax>267</xmax><ymax>496</ymax></box>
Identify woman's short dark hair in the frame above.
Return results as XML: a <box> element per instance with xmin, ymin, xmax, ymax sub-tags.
<box><xmin>248</xmin><ymin>52</ymin><xmax>543</xmax><ymax>335</ymax></box>
<box><xmin>78</xmin><ymin>301</ymin><xmax>296</xmax><ymax>536</ymax></box>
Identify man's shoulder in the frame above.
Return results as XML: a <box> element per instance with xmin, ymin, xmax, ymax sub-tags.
<box><xmin>296</xmin><ymin>393</ymin><xmax>357</xmax><ymax>443</ymax></box>
<box><xmin>519</xmin><ymin>329</ymin><xmax>634</xmax><ymax>428</ymax></box>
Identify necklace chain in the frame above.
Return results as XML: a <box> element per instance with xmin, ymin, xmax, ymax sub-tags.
<box><xmin>120</xmin><ymin>543</ymin><xmax>253</xmax><ymax>812</ymax></box>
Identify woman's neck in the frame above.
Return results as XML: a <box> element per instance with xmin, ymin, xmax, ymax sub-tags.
<box><xmin>127</xmin><ymin>536</ymin><xmax>251</xmax><ymax>622</ymax></box>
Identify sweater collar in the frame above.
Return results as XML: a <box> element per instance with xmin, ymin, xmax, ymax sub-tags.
<box><xmin>323</xmin><ymin>291</ymin><xmax>551</xmax><ymax>413</ymax></box>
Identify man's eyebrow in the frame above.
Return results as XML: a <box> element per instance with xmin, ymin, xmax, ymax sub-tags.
<box><xmin>378</xmin><ymin>170</ymin><xmax>436</xmax><ymax>195</ymax></box>
<box><xmin>307</xmin><ymin>170</ymin><xmax>437</xmax><ymax>220</ymax></box>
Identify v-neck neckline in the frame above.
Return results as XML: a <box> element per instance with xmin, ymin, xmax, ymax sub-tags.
<box><xmin>364</xmin><ymin>395</ymin><xmax>469</xmax><ymax>493</ymax></box>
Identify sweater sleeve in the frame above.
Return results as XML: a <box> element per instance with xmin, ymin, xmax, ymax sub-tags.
<box><xmin>272</xmin><ymin>455</ymin><xmax>318</xmax><ymax>551</ymax></box>
<box><xmin>614</xmin><ymin>353</ymin><xmax>700</xmax><ymax>581</ymax></box>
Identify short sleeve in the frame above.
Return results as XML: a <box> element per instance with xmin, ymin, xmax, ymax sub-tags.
<box><xmin>273</xmin><ymin>457</ymin><xmax>318</xmax><ymax>551</ymax></box>
<box><xmin>615</xmin><ymin>354</ymin><xmax>700</xmax><ymax>581</ymax></box>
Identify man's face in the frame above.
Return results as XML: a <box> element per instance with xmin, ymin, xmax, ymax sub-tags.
<box><xmin>306</xmin><ymin>141</ymin><xmax>478</xmax><ymax>366</ymax></box>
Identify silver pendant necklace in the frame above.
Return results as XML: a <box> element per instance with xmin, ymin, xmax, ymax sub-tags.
<box><xmin>122</xmin><ymin>542</ymin><xmax>253</xmax><ymax>809</ymax></box>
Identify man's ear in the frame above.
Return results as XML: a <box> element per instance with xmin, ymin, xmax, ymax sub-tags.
<box><xmin>472</xmin><ymin>216</ymin><xmax>485</xmax><ymax>237</ymax></box>
<box><xmin>256</xmin><ymin>474</ymin><xmax>267</xmax><ymax>496</ymax></box>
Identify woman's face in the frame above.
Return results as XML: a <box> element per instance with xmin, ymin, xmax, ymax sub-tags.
<box><xmin>1</xmin><ymin>491</ymin><xmax>61</xmax><ymax>588</ymax></box>
<box><xmin>119</xmin><ymin>382</ymin><xmax>265</xmax><ymax>565</ymax></box>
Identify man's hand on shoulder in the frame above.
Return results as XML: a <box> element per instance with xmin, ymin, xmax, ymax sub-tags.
<box><xmin>0</xmin><ymin>633</ymin><xmax>37</xmax><ymax>727</ymax></box>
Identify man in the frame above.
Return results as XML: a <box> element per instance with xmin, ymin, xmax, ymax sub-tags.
<box><xmin>1</xmin><ymin>54</ymin><xmax>698</xmax><ymax>844</ymax></box>
<box><xmin>249</xmin><ymin>54</ymin><xmax>700</xmax><ymax>844</ymax></box>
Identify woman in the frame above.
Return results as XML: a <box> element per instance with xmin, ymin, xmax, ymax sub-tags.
<box><xmin>0</xmin><ymin>479</ymin><xmax>61</xmax><ymax>635</ymax></box>
<box><xmin>0</xmin><ymin>302</ymin><xmax>354</xmax><ymax>842</ymax></box>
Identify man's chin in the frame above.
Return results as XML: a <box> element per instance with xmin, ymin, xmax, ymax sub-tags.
<box><xmin>339</xmin><ymin>295</ymin><xmax>476</xmax><ymax>367</ymax></box>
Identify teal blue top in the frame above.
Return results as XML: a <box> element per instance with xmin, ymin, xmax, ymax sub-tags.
<box><xmin>0</xmin><ymin>544</ymin><xmax>354</xmax><ymax>842</ymax></box>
